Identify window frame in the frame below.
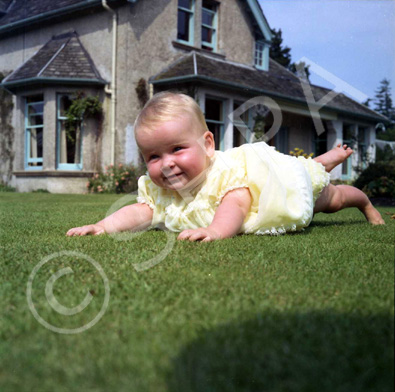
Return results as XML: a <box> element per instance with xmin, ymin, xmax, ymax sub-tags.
<box><xmin>254</xmin><ymin>40</ymin><xmax>269</xmax><ymax>71</ymax></box>
<box><xmin>201</xmin><ymin>0</ymin><xmax>218</xmax><ymax>52</ymax></box>
<box><xmin>25</xmin><ymin>95</ymin><xmax>44</xmax><ymax>170</ymax></box>
<box><xmin>56</xmin><ymin>93</ymin><xmax>83</xmax><ymax>171</ymax></box>
<box><xmin>341</xmin><ymin>125</ymin><xmax>354</xmax><ymax>180</ymax></box>
<box><xmin>357</xmin><ymin>127</ymin><xmax>368</xmax><ymax>171</ymax></box>
<box><xmin>177</xmin><ymin>0</ymin><xmax>195</xmax><ymax>46</ymax></box>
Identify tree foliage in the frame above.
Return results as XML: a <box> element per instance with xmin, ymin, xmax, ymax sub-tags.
<box><xmin>374</xmin><ymin>78</ymin><xmax>395</xmax><ymax>121</ymax></box>
<box><xmin>269</xmin><ymin>28</ymin><xmax>310</xmax><ymax>80</ymax></box>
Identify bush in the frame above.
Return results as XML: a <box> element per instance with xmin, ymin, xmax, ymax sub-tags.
<box><xmin>353</xmin><ymin>161</ymin><xmax>395</xmax><ymax>198</ymax></box>
<box><xmin>87</xmin><ymin>163</ymin><xmax>146</xmax><ymax>194</ymax></box>
<box><xmin>0</xmin><ymin>182</ymin><xmax>16</xmax><ymax>192</ymax></box>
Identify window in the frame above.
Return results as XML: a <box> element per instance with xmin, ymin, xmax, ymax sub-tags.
<box><xmin>274</xmin><ymin>127</ymin><xmax>289</xmax><ymax>154</ymax></box>
<box><xmin>201</xmin><ymin>0</ymin><xmax>218</xmax><ymax>51</ymax></box>
<box><xmin>57</xmin><ymin>94</ymin><xmax>83</xmax><ymax>170</ymax></box>
<box><xmin>358</xmin><ymin>127</ymin><xmax>368</xmax><ymax>170</ymax></box>
<box><xmin>341</xmin><ymin>125</ymin><xmax>354</xmax><ymax>179</ymax></box>
<box><xmin>233</xmin><ymin>101</ymin><xmax>251</xmax><ymax>147</ymax></box>
<box><xmin>255</xmin><ymin>40</ymin><xmax>268</xmax><ymax>71</ymax></box>
<box><xmin>25</xmin><ymin>95</ymin><xmax>44</xmax><ymax>169</ymax></box>
<box><xmin>205</xmin><ymin>97</ymin><xmax>224</xmax><ymax>150</ymax></box>
<box><xmin>177</xmin><ymin>0</ymin><xmax>195</xmax><ymax>45</ymax></box>
<box><xmin>312</xmin><ymin>128</ymin><xmax>328</xmax><ymax>157</ymax></box>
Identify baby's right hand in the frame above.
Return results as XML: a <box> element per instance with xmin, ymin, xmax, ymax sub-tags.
<box><xmin>66</xmin><ymin>224</ymin><xmax>105</xmax><ymax>237</ymax></box>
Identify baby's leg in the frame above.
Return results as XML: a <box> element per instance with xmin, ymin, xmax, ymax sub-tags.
<box><xmin>314</xmin><ymin>144</ymin><xmax>353</xmax><ymax>173</ymax></box>
<box><xmin>314</xmin><ymin>184</ymin><xmax>385</xmax><ymax>224</ymax></box>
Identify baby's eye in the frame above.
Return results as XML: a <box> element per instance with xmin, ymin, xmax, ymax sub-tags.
<box><xmin>173</xmin><ymin>146</ymin><xmax>183</xmax><ymax>152</ymax></box>
<box><xmin>149</xmin><ymin>155</ymin><xmax>159</xmax><ymax>161</ymax></box>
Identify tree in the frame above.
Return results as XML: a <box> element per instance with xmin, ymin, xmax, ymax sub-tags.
<box><xmin>269</xmin><ymin>28</ymin><xmax>291</xmax><ymax>68</ymax></box>
<box><xmin>374</xmin><ymin>78</ymin><xmax>394</xmax><ymax>121</ymax></box>
<box><xmin>269</xmin><ymin>28</ymin><xmax>310</xmax><ymax>81</ymax></box>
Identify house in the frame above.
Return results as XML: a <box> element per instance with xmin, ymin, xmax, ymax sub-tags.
<box><xmin>0</xmin><ymin>0</ymin><xmax>387</xmax><ymax>193</ymax></box>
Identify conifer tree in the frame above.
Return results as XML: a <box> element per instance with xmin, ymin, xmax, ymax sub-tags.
<box><xmin>269</xmin><ymin>28</ymin><xmax>292</xmax><ymax>68</ymax></box>
<box><xmin>374</xmin><ymin>78</ymin><xmax>394</xmax><ymax>121</ymax></box>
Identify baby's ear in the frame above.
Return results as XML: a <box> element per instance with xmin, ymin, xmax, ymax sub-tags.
<box><xmin>203</xmin><ymin>131</ymin><xmax>215</xmax><ymax>157</ymax></box>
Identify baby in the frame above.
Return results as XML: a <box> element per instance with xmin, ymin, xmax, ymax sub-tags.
<box><xmin>66</xmin><ymin>92</ymin><xmax>384</xmax><ymax>241</ymax></box>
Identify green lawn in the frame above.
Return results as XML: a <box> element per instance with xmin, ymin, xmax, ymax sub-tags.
<box><xmin>1</xmin><ymin>193</ymin><xmax>394</xmax><ymax>392</ymax></box>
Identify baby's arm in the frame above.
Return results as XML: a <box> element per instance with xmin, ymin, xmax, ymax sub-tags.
<box><xmin>178</xmin><ymin>187</ymin><xmax>252</xmax><ymax>242</ymax></box>
<box><xmin>66</xmin><ymin>203</ymin><xmax>153</xmax><ymax>236</ymax></box>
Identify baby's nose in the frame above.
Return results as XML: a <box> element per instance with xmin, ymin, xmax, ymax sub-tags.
<box><xmin>161</xmin><ymin>155</ymin><xmax>175</xmax><ymax>171</ymax></box>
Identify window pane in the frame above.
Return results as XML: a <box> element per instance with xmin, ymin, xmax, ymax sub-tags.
<box><xmin>202</xmin><ymin>0</ymin><xmax>216</xmax><ymax>11</ymax></box>
<box><xmin>59</xmin><ymin>95</ymin><xmax>73</xmax><ymax>117</ymax></box>
<box><xmin>202</xmin><ymin>26</ymin><xmax>213</xmax><ymax>44</ymax></box>
<box><xmin>59</xmin><ymin>122</ymin><xmax>82</xmax><ymax>164</ymax></box>
<box><xmin>177</xmin><ymin>9</ymin><xmax>190</xmax><ymax>41</ymax></box>
<box><xmin>178</xmin><ymin>0</ymin><xmax>192</xmax><ymax>10</ymax></box>
<box><xmin>28</xmin><ymin>114</ymin><xmax>43</xmax><ymax>126</ymax></box>
<box><xmin>207</xmin><ymin>122</ymin><xmax>221</xmax><ymax>150</ymax></box>
<box><xmin>202</xmin><ymin>9</ymin><xmax>214</xmax><ymax>26</ymax></box>
<box><xmin>29</xmin><ymin>128</ymin><xmax>43</xmax><ymax>159</ymax></box>
<box><xmin>205</xmin><ymin>99</ymin><xmax>222</xmax><ymax>121</ymax></box>
<box><xmin>234</xmin><ymin>102</ymin><xmax>249</xmax><ymax>124</ymax></box>
<box><xmin>28</xmin><ymin>102</ymin><xmax>43</xmax><ymax>115</ymax></box>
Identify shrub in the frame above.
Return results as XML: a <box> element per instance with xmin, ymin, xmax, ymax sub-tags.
<box><xmin>353</xmin><ymin>161</ymin><xmax>395</xmax><ymax>198</ymax></box>
<box><xmin>87</xmin><ymin>163</ymin><xmax>146</xmax><ymax>194</ymax></box>
<box><xmin>362</xmin><ymin>176</ymin><xmax>395</xmax><ymax>198</ymax></box>
<box><xmin>0</xmin><ymin>182</ymin><xmax>16</xmax><ymax>192</ymax></box>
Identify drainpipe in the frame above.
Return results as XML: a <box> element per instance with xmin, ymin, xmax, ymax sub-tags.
<box><xmin>102</xmin><ymin>0</ymin><xmax>117</xmax><ymax>165</ymax></box>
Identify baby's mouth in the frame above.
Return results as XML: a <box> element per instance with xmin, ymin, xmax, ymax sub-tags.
<box><xmin>163</xmin><ymin>172</ymin><xmax>184</xmax><ymax>183</ymax></box>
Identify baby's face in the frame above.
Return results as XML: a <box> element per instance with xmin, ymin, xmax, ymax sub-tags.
<box><xmin>136</xmin><ymin>114</ymin><xmax>214</xmax><ymax>191</ymax></box>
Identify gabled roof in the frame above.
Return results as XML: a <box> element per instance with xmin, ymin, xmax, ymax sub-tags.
<box><xmin>2</xmin><ymin>31</ymin><xmax>105</xmax><ymax>91</ymax></box>
<box><xmin>151</xmin><ymin>52</ymin><xmax>387</xmax><ymax>124</ymax></box>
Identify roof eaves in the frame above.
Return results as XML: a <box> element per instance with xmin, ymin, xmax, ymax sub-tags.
<box><xmin>0</xmin><ymin>0</ymin><xmax>119</xmax><ymax>35</ymax></box>
<box><xmin>1</xmin><ymin>76</ymin><xmax>106</xmax><ymax>92</ymax></box>
<box><xmin>246</xmin><ymin>0</ymin><xmax>273</xmax><ymax>41</ymax></box>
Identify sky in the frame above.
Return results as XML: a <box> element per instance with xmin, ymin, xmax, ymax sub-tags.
<box><xmin>258</xmin><ymin>0</ymin><xmax>395</xmax><ymax>106</ymax></box>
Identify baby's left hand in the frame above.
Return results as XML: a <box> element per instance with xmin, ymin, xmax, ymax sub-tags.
<box><xmin>177</xmin><ymin>228</ymin><xmax>222</xmax><ymax>242</ymax></box>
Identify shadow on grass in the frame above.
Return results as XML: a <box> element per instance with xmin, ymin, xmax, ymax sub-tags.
<box><xmin>308</xmin><ymin>220</ymin><xmax>365</xmax><ymax>228</ymax></box>
<box><xmin>167</xmin><ymin>310</ymin><xmax>394</xmax><ymax>392</ymax></box>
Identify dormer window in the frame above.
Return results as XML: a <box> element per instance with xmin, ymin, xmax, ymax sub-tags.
<box><xmin>201</xmin><ymin>0</ymin><xmax>218</xmax><ymax>51</ymax></box>
<box><xmin>255</xmin><ymin>40</ymin><xmax>269</xmax><ymax>71</ymax></box>
<box><xmin>177</xmin><ymin>0</ymin><xmax>195</xmax><ymax>45</ymax></box>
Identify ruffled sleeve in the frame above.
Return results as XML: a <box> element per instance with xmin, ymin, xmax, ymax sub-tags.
<box><xmin>137</xmin><ymin>175</ymin><xmax>157</xmax><ymax>209</ymax></box>
<box><xmin>206</xmin><ymin>148</ymin><xmax>249</xmax><ymax>206</ymax></box>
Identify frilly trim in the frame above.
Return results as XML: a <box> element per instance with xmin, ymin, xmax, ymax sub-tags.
<box><xmin>216</xmin><ymin>184</ymin><xmax>250</xmax><ymax>206</ymax></box>
<box><xmin>136</xmin><ymin>196</ymin><xmax>155</xmax><ymax>210</ymax></box>
<box><xmin>253</xmin><ymin>222</ymin><xmax>307</xmax><ymax>236</ymax></box>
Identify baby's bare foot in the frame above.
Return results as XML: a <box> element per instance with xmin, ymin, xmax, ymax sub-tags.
<box><xmin>363</xmin><ymin>203</ymin><xmax>385</xmax><ymax>225</ymax></box>
<box><xmin>314</xmin><ymin>144</ymin><xmax>353</xmax><ymax>173</ymax></box>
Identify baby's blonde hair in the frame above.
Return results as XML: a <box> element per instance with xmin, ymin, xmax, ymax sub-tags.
<box><xmin>134</xmin><ymin>92</ymin><xmax>209</xmax><ymax>136</ymax></box>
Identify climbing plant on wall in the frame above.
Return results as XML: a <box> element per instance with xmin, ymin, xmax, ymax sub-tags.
<box><xmin>0</xmin><ymin>72</ymin><xmax>14</xmax><ymax>183</ymax></box>
<box><xmin>64</xmin><ymin>91</ymin><xmax>103</xmax><ymax>143</ymax></box>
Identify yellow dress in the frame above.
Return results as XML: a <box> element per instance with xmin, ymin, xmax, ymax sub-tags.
<box><xmin>137</xmin><ymin>142</ymin><xmax>330</xmax><ymax>235</ymax></box>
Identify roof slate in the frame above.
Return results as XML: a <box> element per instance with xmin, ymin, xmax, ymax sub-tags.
<box><xmin>3</xmin><ymin>31</ymin><xmax>105</xmax><ymax>85</ymax></box>
<box><xmin>151</xmin><ymin>52</ymin><xmax>386</xmax><ymax>123</ymax></box>
<box><xmin>0</xmin><ymin>0</ymin><xmax>87</xmax><ymax>26</ymax></box>
<box><xmin>0</xmin><ymin>0</ymin><xmax>12</xmax><ymax>13</ymax></box>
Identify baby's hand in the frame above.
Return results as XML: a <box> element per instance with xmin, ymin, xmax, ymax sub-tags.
<box><xmin>177</xmin><ymin>228</ymin><xmax>221</xmax><ymax>242</ymax></box>
<box><xmin>66</xmin><ymin>224</ymin><xmax>105</xmax><ymax>237</ymax></box>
